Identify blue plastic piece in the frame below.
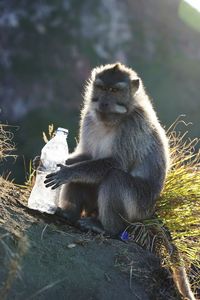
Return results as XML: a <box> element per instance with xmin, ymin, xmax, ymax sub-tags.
<box><xmin>120</xmin><ymin>230</ymin><xmax>129</xmax><ymax>241</ymax></box>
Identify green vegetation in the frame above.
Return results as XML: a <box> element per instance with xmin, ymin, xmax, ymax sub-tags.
<box><xmin>158</xmin><ymin>119</ymin><xmax>200</xmax><ymax>266</ymax></box>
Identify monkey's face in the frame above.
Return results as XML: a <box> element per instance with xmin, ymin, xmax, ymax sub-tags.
<box><xmin>92</xmin><ymin>79</ymin><xmax>129</xmax><ymax>118</ymax></box>
<box><xmin>90</xmin><ymin>65</ymin><xmax>140</xmax><ymax>125</ymax></box>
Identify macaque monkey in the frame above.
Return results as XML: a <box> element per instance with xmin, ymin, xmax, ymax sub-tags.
<box><xmin>44</xmin><ymin>63</ymin><xmax>170</xmax><ymax>236</ymax></box>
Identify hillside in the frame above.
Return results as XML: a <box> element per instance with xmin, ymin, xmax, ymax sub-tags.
<box><xmin>0</xmin><ymin>177</ymin><xmax>180</xmax><ymax>300</ymax></box>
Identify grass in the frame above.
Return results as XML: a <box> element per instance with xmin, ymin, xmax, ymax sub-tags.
<box><xmin>158</xmin><ymin>118</ymin><xmax>200</xmax><ymax>266</ymax></box>
<box><xmin>0</xmin><ymin>124</ymin><xmax>19</xmax><ymax>206</ymax></box>
<box><xmin>0</xmin><ymin>125</ymin><xmax>29</xmax><ymax>300</ymax></box>
<box><xmin>0</xmin><ymin>124</ymin><xmax>16</xmax><ymax>161</ymax></box>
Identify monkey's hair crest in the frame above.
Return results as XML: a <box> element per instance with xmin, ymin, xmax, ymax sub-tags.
<box><xmin>91</xmin><ymin>62</ymin><xmax>139</xmax><ymax>81</ymax></box>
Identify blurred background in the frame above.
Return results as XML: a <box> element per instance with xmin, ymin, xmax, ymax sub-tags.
<box><xmin>0</xmin><ymin>0</ymin><xmax>200</xmax><ymax>183</ymax></box>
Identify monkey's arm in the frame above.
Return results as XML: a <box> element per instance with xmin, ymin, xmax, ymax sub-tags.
<box><xmin>32</xmin><ymin>152</ymin><xmax>91</xmax><ymax>170</ymax></box>
<box><xmin>65</xmin><ymin>153</ymin><xmax>92</xmax><ymax>165</ymax></box>
<box><xmin>44</xmin><ymin>158</ymin><xmax>119</xmax><ymax>189</ymax></box>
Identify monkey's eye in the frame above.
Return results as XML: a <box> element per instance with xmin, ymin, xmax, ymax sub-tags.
<box><xmin>101</xmin><ymin>86</ymin><xmax>107</xmax><ymax>91</ymax></box>
<box><xmin>109</xmin><ymin>87</ymin><xmax>119</xmax><ymax>93</ymax></box>
<box><xmin>95</xmin><ymin>84</ymin><xmax>106</xmax><ymax>91</ymax></box>
<box><xmin>116</xmin><ymin>102</ymin><xmax>126</xmax><ymax>107</ymax></box>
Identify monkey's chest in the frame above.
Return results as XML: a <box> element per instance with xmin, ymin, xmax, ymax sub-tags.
<box><xmin>88</xmin><ymin>126</ymin><xmax>115</xmax><ymax>159</ymax></box>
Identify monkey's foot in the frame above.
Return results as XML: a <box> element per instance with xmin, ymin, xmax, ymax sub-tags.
<box><xmin>55</xmin><ymin>207</ymin><xmax>76</xmax><ymax>225</ymax></box>
<box><xmin>77</xmin><ymin>217</ymin><xmax>105</xmax><ymax>234</ymax></box>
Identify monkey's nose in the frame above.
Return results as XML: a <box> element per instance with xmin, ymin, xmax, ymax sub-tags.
<box><xmin>99</xmin><ymin>102</ymin><xmax>109</xmax><ymax>111</ymax></box>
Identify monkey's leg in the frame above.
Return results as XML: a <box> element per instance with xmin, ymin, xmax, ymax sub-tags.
<box><xmin>98</xmin><ymin>169</ymin><xmax>155</xmax><ymax>236</ymax></box>
<box><xmin>61</xmin><ymin>183</ymin><xmax>105</xmax><ymax>233</ymax></box>
<box><xmin>57</xmin><ymin>182</ymin><xmax>97</xmax><ymax>225</ymax></box>
<box><xmin>60</xmin><ymin>183</ymin><xmax>105</xmax><ymax>234</ymax></box>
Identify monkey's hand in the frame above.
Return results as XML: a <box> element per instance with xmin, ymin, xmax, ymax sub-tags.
<box><xmin>44</xmin><ymin>164</ymin><xmax>71</xmax><ymax>189</ymax></box>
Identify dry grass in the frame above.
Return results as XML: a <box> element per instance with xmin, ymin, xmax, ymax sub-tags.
<box><xmin>0</xmin><ymin>123</ymin><xmax>30</xmax><ymax>203</ymax></box>
<box><xmin>0</xmin><ymin>176</ymin><xmax>15</xmax><ymax>201</ymax></box>
<box><xmin>0</xmin><ymin>124</ymin><xmax>16</xmax><ymax>161</ymax></box>
<box><xmin>0</xmin><ymin>124</ymin><xmax>29</xmax><ymax>299</ymax></box>
<box><xmin>158</xmin><ymin>119</ymin><xmax>200</xmax><ymax>266</ymax></box>
<box><xmin>0</xmin><ymin>124</ymin><xmax>17</xmax><ymax>201</ymax></box>
<box><xmin>42</xmin><ymin>123</ymin><xmax>55</xmax><ymax>144</ymax></box>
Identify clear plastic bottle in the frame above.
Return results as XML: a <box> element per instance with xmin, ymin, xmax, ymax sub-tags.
<box><xmin>28</xmin><ymin>127</ymin><xmax>69</xmax><ymax>214</ymax></box>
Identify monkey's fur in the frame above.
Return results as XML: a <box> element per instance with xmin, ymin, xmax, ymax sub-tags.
<box><xmin>45</xmin><ymin>62</ymin><xmax>170</xmax><ymax>236</ymax></box>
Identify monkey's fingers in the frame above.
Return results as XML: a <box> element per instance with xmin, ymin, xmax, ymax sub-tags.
<box><xmin>45</xmin><ymin>172</ymin><xmax>57</xmax><ymax>179</ymax></box>
<box><xmin>45</xmin><ymin>179</ymin><xmax>62</xmax><ymax>189</ymax></box>
<box><xmin>45</xmin><ymin>180</ymin><xmax>56</xmax><ymax>188</ymax></box>
<box><xmin>51</xmin><ymin>182</ymin><xmax>62</xmax><ymax>190</ymax></box>
<box><xmin>57</xmin><ymin>164</ymin><xmax>65</xmax><ymax>169</ymax></box>
<box><xmin>44</xmin><ymin>176</ymin><xmax>57</xmax><ymax>184</ymax></box>
<box><xmin>44</xmin><ymin>175</ymin><xmax>60</xmax><ymax>186</ymax></box>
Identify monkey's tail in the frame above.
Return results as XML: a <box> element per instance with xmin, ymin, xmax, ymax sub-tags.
<box><xmin>172</xmin><ymin>264</ymin><xmax>196</xmax><ymax>300</ymax></box>
<box><xmin>161</xmin><ymin>227</ymin><xmax>196</xmax><ymax>300</ymax></box>
<box><xmin>161</xmin><ymin>229</ymin><xmax>196</xmax><ymax>300</ymax></box>
<box><xmin>170</xmin><ymin>244</ymin><xmax>196</xmax><ymax>300</ymax></box>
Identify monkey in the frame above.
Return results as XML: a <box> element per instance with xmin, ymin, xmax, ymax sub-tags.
<box><xmin>44</xmin><ymin>62</ymin><xmax>170</xmax><ymax>236</ymax></box>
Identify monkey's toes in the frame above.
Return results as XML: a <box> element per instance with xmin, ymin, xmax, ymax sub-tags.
<box><xmin>77</xmin><ymin>217</ymin><xmax>105</xmax><ymax>234</ymax></box>
<box><xmin>55</xmin><ymin>208</ymin><xmax>74</xmax><ymax>224</ymax></box>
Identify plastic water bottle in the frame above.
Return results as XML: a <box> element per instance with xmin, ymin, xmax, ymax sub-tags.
<box><xmin>28</xmin><ymin>127</ymin><xmax>69</xmax><ymax>214</ymax></box>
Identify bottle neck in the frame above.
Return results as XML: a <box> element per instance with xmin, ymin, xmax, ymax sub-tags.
<box><xmin>54</xmin><ymin>132</ymin><xmax>67</xmax><ymax>140</ymax></box>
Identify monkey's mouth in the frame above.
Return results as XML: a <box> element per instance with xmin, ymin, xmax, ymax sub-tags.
<box><xmin>96</xmin><ymin>103</ymin><xmax>127</xmax><ymax>116</ymax></box>
<box><xmin>96</xmin><ymin>108</ymin><xmax>111</xmax><ymax>115</ymax></box>
<box><xmin>95</xmin><ymin>109</ymin><xmax>120</xmax><ymax>123</ymax></box>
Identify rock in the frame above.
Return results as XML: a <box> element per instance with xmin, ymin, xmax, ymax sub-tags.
<box><xmin>0</xmin><ymin>181</ymin><xmax>180</xmax><ymax>300</ymax></box>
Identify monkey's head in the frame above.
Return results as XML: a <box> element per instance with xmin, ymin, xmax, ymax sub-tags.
<box><xmin>85</xmin><ymin>63</ymin><xmax>141</xmax><ymax>125</ymax></box>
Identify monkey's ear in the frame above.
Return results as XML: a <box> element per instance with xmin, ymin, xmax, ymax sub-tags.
<box><xmin>112</xmin><ymin>63</ymin><xmax>121</xmax><ymax>71</ymax></box>
<box><xmin>131</xmin><ymin>79</ymin><xmax>140</xmax><ymax>93</ymax></box>
<box><xmin>94</xmin><ymin>78</ymin><xmax>104</xmax><ymax>87</ymax></box>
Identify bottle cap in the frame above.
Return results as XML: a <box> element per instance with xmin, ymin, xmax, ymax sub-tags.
<box><xmin>56</xmin><ymin>127</ymin><xmax>68</xmax><ymax>135</ymax></box>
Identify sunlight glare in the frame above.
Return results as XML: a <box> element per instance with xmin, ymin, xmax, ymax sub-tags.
<box><xmin>184</xmin><ymin>0</ymin><xmax>200</xmax><ymax>12</ymax></box>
